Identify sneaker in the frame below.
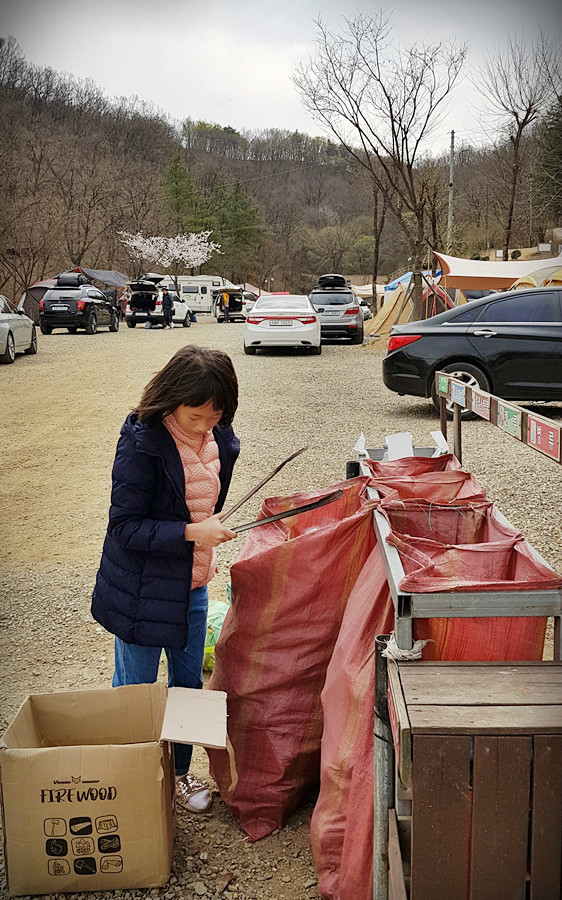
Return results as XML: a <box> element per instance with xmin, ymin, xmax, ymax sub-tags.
<box><xmin>175</xmin><ymin>773</ymin><xmax>212</xmax><ymax>814</ymax></box>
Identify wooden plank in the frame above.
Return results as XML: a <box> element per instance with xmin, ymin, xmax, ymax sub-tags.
<box><xmin>388</xmin><ymin>809</ymin><xmax>408</xmax><ymax>900</ymax></box>
<box><xmin>387</xmin><ymin>660</ymin><xmax>412</xmax><ymax>790</ymax></box>
<box><xmin>529</xmin><ymin>735</ymin><xmax>562</xmax><ymax>899</ymax></box>
<box><xmin>398</xmin><ymin>666</ymin><xmax>562</xmax><ymax>707</ymax></box>
<box><xmin>410</xmin><ymin>735</ymin><xmax>471</xmax><ymax>900</ymax></box>
<box><xmin>470</xmin><ymin>736</ymin><xmax>531</xmax><ymax>899</ymax></box>
<box><xmin>407</xmin><ymin>704</ymin><xmax>562</xmax><ymax>733</ymax></box>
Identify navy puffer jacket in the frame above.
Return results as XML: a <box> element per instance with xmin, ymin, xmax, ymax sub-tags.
<box><xmin>91</xmin><ymin>413</ymin><xmax>240</xmax><ymax>648</ymax></box>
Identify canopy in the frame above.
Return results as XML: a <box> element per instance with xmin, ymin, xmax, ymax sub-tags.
<box><xmin>76</xmin><ymin>267</ymin><xmax>128</xmax><ymax>287</ymax></box>
<box><xmin>349</xmin><ymin>282</ymin><xmax>386</xmax><ymax>299</ymax></box>
<box><xmin>433</xmin><ymin>252</ymin><xmax>562</xmax><ymax>290</ymax></box>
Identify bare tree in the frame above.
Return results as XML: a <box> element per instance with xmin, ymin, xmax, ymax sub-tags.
<box><xmin>294</xmin><ymin>12</ymin><xmax>466</xmax><ymax>316</ymax></box>
<box><xmin>474</xmin><ymin>31</ymin><xmax>560</xmax><ymax>259</ymax></box>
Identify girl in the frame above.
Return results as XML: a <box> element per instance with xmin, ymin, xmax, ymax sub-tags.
<box><xmin>92</xmin><ymin>345</ymin><xmax>240</xmax><ymax>813</ymax></box>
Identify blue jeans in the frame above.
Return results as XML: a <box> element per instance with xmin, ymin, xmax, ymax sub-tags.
<box><xmin>112</xmin><ymin>585</ymin><xmax>208</xmax><ymax>776</ymax></box>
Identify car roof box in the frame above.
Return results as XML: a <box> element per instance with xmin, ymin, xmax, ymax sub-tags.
<box><xmin>316</xmin><ymin>273</ymin><xmax>348</xmax><ymax>288</ymax></box>
<box><xmin>56</xmin><ymin>272</ymin><xmax>91</xmax><ymax>287</ymax></box>
<box><xmin>141</xmin><ymin>273</ymin><xmax>165</xmax><ymax>284</ymax></box>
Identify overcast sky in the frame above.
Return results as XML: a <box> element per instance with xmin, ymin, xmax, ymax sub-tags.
<box><xmin>2</xmin><ymin>0</ymin><xmax>561</xmax><ymax>153</ymax></box>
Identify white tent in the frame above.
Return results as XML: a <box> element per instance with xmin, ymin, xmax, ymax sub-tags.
<box><xmin>433</xmin><ymin>251</ymin><xmax>562</xmax><ymax>290</ymax></box>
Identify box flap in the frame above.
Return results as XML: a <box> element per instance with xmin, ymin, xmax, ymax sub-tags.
<box><xmin>161</xmin><ymin>688</ymin><xmax>227</xmax><ymax>749</ymax></box>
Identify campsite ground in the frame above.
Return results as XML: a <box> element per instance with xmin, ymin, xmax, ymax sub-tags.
<box><xmin>1</xmin><ymin>318</ymin><xmax>561</xmax><ymax>899</ymax></box>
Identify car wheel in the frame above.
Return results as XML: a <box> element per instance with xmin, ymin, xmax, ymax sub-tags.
<box><xmin>109</xmin><ymin>313</ymin><xmax>119</xmax><ymax>332</ymax></box>
<box><xmin>310</xmin><ymin>344</ymin><xmax>322</xmax><ymax>355</ymax></box>
<box><xmin>85</xmin><ymin>312</ymin><xmax>97</xmax><ymax>335</ymax></box>
<box><xmin>182</xmin><ymin>316</ymin><xmax>191</xmax><ymax>327</ymax></box>
<box><xmin>351</xmin><ymin>329</ymin><xmax>364</xmax><ymax>345</ymax></box>
<box><xmin>67</xmin><ymin>326</ymin><xmax>78</xmax><ymax>333</ymax></box>
<box><xmin>431</xmin><ymin>363</ymin><xmax>491</xmax><ymax>420</ymax></box>
<box><xmin>126</xmin><ymin>320</ymin><xmax>136</xmax><ymax>328</ymax></box>
<box><xmin>40</xmin><ymin>324</ymin><xmax>52</xmax><ymax>335</ymax></box>
<box><xmin>25</xmin><ymin>326</ymin><xmax>38</xmax><ymax>354</ymax></box>
<box><xmin>244</xmin><ymin>345</ymin><xmax>257</xmax><ymax>355</ymax></box>
<box><xmin>1</xmin><ymin>331</ymin><xmax>16</xmax><ymax>364</ymax></box>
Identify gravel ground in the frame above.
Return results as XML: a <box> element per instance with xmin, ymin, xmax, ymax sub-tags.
<box><xmin>1</xmin><ymin>316</ymin><xmax>561</xmax><ymax>899</ymax></box>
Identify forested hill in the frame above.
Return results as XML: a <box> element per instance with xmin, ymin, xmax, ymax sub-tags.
<box><xmin>1</xmin><ymin>35</ymin><xmax>560</xmax><ymax>298</ymax></box>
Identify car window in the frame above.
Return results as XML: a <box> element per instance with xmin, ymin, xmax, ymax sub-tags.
<box><xmin>254</xmin><ymin>298</ymin><xmax>309</xmax><ymax>311</ymax></box>
<box><xmin>182</xmin><ymin>286</ymin><xmax>199</xmax><ymax>294</ymax></box>
<box><xmin>0</xmin><ymin>295</ymin><xmax>15</xmax><ymax>313</ymax></box>
<box><xmin>477</xmin><ymin>291</ymin><xmax>561</xmax><ymax>323</ymax></box>
<box><xmin>311</xmin><ymin>292</ymin><xmax>353</xmax><ymax>306</ymax></box>
<box><xmin>446</xmin><ymin>306</ymin><xmax>484</xmax><ymax>324</ymax></box>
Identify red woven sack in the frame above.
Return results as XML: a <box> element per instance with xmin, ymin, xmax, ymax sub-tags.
<box><xmin>310</xmin><ymin>544</ymin><xmax>394</xmax><ymax>900</ymax></box>
<box><xmin>207</xmin><ymin>477</ymin><xmax>376</xmax><ymax>841</ymax></box>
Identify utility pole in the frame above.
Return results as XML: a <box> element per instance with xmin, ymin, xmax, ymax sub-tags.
<box><xmin>447</xmin><ymin>130</ymin><xmax>454</xmax><ymax>253</ymax></box>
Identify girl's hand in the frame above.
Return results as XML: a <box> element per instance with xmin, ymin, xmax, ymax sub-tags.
<box><xmin>185</xmin><ymin>514</ymin><xmax>237</xmax><ymax>547</ymax></box>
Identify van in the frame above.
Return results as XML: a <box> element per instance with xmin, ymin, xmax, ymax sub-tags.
<box><xmin>160</xmin><ymin>276</ymin><xmax>234</xmax><ymax>313</ymax></box>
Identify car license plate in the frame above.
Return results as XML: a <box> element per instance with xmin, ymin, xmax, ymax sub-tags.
<box><xmin>51</xmin><ymin>305</ymin><xmax>68</xmax><ymax>311</ymax></box>
<box><xmin>135</xmin><ymin>311</ymin><xmax>147</xmax><ymax>316</ymax></box>
<box><xmin>269</xmin><ymin>319</ymin><xmax>290</xmax><ymax>326</ymax></box>
<box><xmin>323</xmin><ymin>310</ymin><xmax>340</xmax><ymax>316</ymax></box>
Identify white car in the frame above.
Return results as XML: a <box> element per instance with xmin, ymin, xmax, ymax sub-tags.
<box><xmin>243</xmin><ymin>295</ymin><xmax>321</xmax><ymax>355</ymax></box>
<box><xmin>126</xmin><ymin>275</ymin><xmax>192</xmax><ymax>328</ymax></box>
<box><xmin>0</xmin><ymin>294</ymin><xmax>37</xmax><ymax>363</ymax></box>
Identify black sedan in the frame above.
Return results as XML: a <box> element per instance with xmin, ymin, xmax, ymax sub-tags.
<box><xmin>382</xmin><ymin>287</ymin><xmax>562</xmax><ymax>417</ymax></box>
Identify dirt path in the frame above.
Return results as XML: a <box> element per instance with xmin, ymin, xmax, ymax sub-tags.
<box><xmin>1</xmin><ymin>317</ymin><xmax>561</xmax><ymax>899</ymax></box>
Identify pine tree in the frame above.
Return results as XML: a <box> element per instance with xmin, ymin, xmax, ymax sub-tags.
<box><xmin>163</xmin><ymin>153</ymin><xmax>207</xmax><ymax>232</ymax></box>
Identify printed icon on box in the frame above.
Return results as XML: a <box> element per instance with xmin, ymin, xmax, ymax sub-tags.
<box><xmin>46</xmin><ymin>838</ymin><xmax>68</xmax><ymax>857</ymax></box>
<box><xmin>48</xmin><ymin>859</ymin><xmax>70</xmax><ymax>876</ymax></box>
<box><xmin>73</xmin><ymin>857</ymin><xmax>97</xmax><ymax>875</ymax></box>
<box><xmin>96</xmin><ymin>814</ymin><xmax>118</xmax><ymax>833</ymax></box>
<box><xmin>101</xmin><ymin>855</ymin><xmax>123</xmax><ymax>874</ymax></box>
<box><xmin>72</xmin><ymin>837</ymin><xmax>95</xmax><ymax>856</ymax></box>
<box><xmin>69</xmin><ymin>816</ymin><xmax>92</xmax><ymax>835</ymax></box>
<box><xmin>549</xmin><ymin>431</ymin><xmax>554</xmax><ymax>452</ymax></box>
<box><xmin>44</xmin><ymin>818</ymin><xmax>66</xmax><ymax>837</ymax></box>
<box><xmin>98</xmin><ymin>834</ymin><xmax>121</xmax><ymax>853</ymax></box>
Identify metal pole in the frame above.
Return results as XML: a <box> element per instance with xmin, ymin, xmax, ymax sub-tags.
<box><xmin>374</xmin><ymin>634</ymin><xmax>393</xmax><ymax>900</ymax></box>
<box><xmin>447</xmin><ymin>130</ymin><xmax>455</xmax><ymax>253</ymax></box>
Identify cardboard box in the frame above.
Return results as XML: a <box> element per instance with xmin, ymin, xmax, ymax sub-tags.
<box><xmin>0</xmin><ymin>683</ymin><xmax>227</xmax><ymax>896</ymax></box>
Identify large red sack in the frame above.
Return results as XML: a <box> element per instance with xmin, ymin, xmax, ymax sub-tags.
<box><xmin>366</xmin><ymin>454</ymin><xmax>486</xmax><ymax>503</ymax></box>
<box><xmin>378</xmin><ymin>497</ymin><xmax>556</xmax><ymax>661</ymax></box>
<box><xmin>207</xmin><ymin>477</ymin><xmax>377</xmax><ymax>841</ymax></box>
<box><xmin>310</xmin><ymin>545</ymin><xmax>394</xmax><ymax>900</ymax></box>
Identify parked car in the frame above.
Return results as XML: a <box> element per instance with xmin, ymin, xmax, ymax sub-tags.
<box><xmin>244</xmin><ymin>295</ymin><xmax>321</xmax><ymax>354</ymax></box>
<box><xmin>359</xmin><ymin>299</ymin><xmax>373</xmax><ymax>320</ymax></box>
<box><xmin>382</xmin><ymin>287</ymin><xmax>562</xmax><ymax>418</ymax></box>
<box><xmin>126</xmin><ymin>274</ymin><xmax>192</xmax><ymax>328</ymax></box>
<box><xmin>212</xmin><ymin>288</ymin><xmax>246</xmax><ymax>323</ymax></box>
<box><xmin>309</xmin><ymin>273</ymin><xmax>364</xmax><ymax>344</ymax></box>
<box><xmin>39</xmin><ymin>272</ymin><xmax>119</xmax><ymax>335</ymax></box>
<box><xmin>0</xmin><ymin>294</ymin><xmax>37</xmax><ymax>363</ymax></box>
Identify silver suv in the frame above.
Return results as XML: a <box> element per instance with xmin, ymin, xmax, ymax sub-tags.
<box><xmin>309</xmin><ymin>274</ymin><xmax>364</xmax><ymax>344</ymax></box>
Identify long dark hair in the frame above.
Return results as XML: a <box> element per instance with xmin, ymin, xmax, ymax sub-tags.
<box><xmin>136</xmin><ymin>345</ymin><xmax>238</xmax><ymax>427</ymax></box>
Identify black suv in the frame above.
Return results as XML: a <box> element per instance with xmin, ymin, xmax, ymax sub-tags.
<box><xmin>309</xmin><ymin>273</ymin><xmax>364</xmax><ymax>344</ymax></box>
<box><xmin>39</xmin><ymin>272</ymin><xmax>119</xmax><ymax>335</ymax></box>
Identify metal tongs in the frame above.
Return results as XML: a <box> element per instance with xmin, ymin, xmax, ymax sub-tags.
<box><xmin>221</xmin><ymin>446</ymin><xmax>342</xmax><ymax>533</ymax></box>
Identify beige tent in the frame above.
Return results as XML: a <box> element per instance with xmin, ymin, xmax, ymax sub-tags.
<box><xmin>365</xmin><ymin>285</ymin><xmax>411</xmax><ymax>338</ymax></box>
<box><xmin>349</xmin><ymin>282</ymin><xmax>386</xmax><ymax>301</ymax></box>
<box><xmin>433</xmin><ymin>251</ymin><xmax>562</xmax><ymax>291</ymax></box>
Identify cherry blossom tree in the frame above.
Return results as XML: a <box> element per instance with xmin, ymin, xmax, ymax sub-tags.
<box><xmin>118</xmin><ymin>230</ymin><xmax>221</xmax><ymax>289</ymax></box>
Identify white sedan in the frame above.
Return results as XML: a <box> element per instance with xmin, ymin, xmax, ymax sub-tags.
<box><xmin>0</xmin><ymin>294</ymin><xmax>37</xmax><ymax>363</ymax></box>
<box><xmin>244</xmin><ymin>295</ymin><xmax>322</xmax><ymax>355</ymax></box>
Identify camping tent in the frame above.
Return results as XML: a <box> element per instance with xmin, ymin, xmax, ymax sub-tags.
<box><xmin>365</xmin><ymin>285</ymin><xmax>411</xmax><ymax>339</ymax></box>
<box><xmin>433</xmin><ymin>251</ymin><xmax>562</xmax><ymax>291</ymax></box>
<box><xmin>349</xmin><ymin>282</ymin><xmax>386</xmax><ymax>301</ymax></box>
